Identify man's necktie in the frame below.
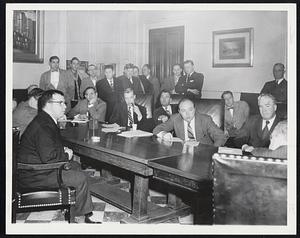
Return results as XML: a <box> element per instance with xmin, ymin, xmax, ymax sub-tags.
<box><xmin>128</xmin><ymin>106</ymin><xmax>133</xmax><ymax>127</ymax></box>
<box><xmin>261</xmin><ymin>120</ymin><xmax>270</xmax><ymax>140</ymax></box>
<box><xmin>187</xmin><ymin>122</ymin><xmax>195</xmax><ymax>140</ymax></box>
<box><xmin>74</xmin><ymin>80</ymin><xmax>79</xmax><ymax>100</ymax></box>
<box><xmin>186</xmin><ymin>74</ymin><xmax>189</xmax><ymax>83</ymax></box>
<box><xmin>109</xmin><ymin>79</ymin><xmax>114</xmax><ymax>91</ymax></box>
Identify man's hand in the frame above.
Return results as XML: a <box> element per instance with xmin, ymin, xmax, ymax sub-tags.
<box><xmin>64</xmin><ymin>147</ymin><xmax>73</xmax><ymax>160</ymax></box>
<box><xmin>242</xmin><ymin>144</ymin><xmax>254</xmax><ymax>152</ymax></box>
<box><xmin>88</xmin><ymin>97</ymin><xmax>97</xmax><ymax>106</ymax></box>
<box><xmin>157</xmin><ymin>131</ymin><xmax>173</xmax><ymax>141</ymax></box>
<box><xmin>133</xmin><ymin>105</ymin><xmax>142</xmax><ymax>121</ymax></box>
<box><xmin>187</xmin><ymin>89</ymin><xmax>200</xmax><ymax>95</ymax></box>
<box><xmin>158</xmin><ymin>115</ymin><xmax>169</xmax><ymax>123</ymax></box>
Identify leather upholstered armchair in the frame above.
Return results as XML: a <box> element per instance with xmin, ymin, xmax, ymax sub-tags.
<box><xmin>170</xmin><ymin>95</ymin><xmax>225</xmax><ymax>130</ymax></box>
<box><xmin>12</xmin><ymin>128</ymin><xmax>76</xmax><ymax>223</ymax></box>
<box><xmin>135</xmin><ymin>94</ymin><xmax>153</xmax><ymax>119</ymax></box>
<box><xmin>212</xmin><ymin>153</ymin><xmax>287</xmax><ymax>225</ymax></box>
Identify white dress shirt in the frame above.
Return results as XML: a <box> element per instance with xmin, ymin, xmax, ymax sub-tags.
<box><xmin>91</xmin><ymin>77</ymin><xmax>97</xmax><ymax>86</ymax></box>
<box><xmin>107</xmin><ymin>78</ymin><xmax>114</xmax><ymax>88</ymax></box>
<box><xmin>50</xmin><ymin>71</ymin><xmax>59</xmax><ymax>89</ymax></box>
<box><xmin>163</xmin><ymin>105</ymin><xmax>172</xmax><ymax>115</ymax></box>
<box><xmin>183</xmin><ymin>117</ymin><xmax>196</xmax><ymax>141</ymax></box>
<box><xmin>276</xmin><ymin>78</ymin><xmax>284</xmax><ymax>85</ymax></box>
<box><xmin>262</xmin><ymin>115</ymin><xmax>276</xmax><ymax>130</ymax></box>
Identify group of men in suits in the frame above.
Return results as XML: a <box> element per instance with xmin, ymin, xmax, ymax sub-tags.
<box><xmin>15</xmin><ymin>57</ymin><xmax>287</xmax><ymax>224</ymax></box>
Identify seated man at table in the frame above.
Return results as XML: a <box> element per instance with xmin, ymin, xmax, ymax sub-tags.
<box><xmin>234</xmin><ymin>93</ymin><xmax>281</xmax><ymax>152</ymax></box>
<box><xmin>251</xmin><ymin>120</ymin><xmax>287</xmax><ymax>159</ymax></box>
<box><xmin>153</xmin><ymin>98</ymin><xmax>226</xmax><ymax>146</ymax></box>
<box><xmin>68</xmin><ymin>86</ymin><xmax>106</xmax><ymax>122</ymax></box>
<box><xmin>109</xmin><ymin>87</ymin><xmax>146</xmax><ymax>130</ymax></box>
<box><xmin>13</xmin><ymin>88</ymin><xmax>44</xmax><ymax>135</ymax></box>
<box><xmin>221</xmin><ymin>90</ymin><xmax>249</xmax><ymax>138</ymax></box>
<box><xmin>153</xmin><ymin>90</ymin><xmax>178</xmax><ymax>125</ymax></box>
<box><xmin>17</xmin><ymin>89</ymin><xmax>101</xmax><ymax>223</ymax></box>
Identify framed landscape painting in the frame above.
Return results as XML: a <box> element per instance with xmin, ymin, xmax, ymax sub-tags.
<box><xmin>13</xmin><ymin>10</ymin><xmax>44</xmax><ymax>63</ymax></box>
<box><xmin>213</xmin><ymin>28</ymin><xmax>254</xmax><ymax>67</ymax></box>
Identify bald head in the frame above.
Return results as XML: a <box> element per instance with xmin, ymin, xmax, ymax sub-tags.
<box><xmin>178</xmin><ymin>98</ymin><xmax>195</xmax><ymax>123</ymax></box>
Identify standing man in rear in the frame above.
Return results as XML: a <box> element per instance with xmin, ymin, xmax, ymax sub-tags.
<box><xmin>175</xmin><ymin>60</ymin><xmax>204</xmax><ymax>100</ymax></box>
<box><xmin>39</xmin><ymin>56</ymin><xmax>74</xmax><ymax>112</ymax></box>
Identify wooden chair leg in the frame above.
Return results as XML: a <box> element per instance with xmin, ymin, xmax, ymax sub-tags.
<box><xmin>12</xmin><ymin>201</ymin><xmax>17</xmax><ymax>223</ymax></box>
<box><xmin>69</xmin><ymin>205</ymin><xmax>76</xmax><ymax>223</ymax></box>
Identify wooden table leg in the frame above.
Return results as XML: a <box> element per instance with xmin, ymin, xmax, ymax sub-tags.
<box><xmin>167</xmin><ymin>192</ymin><xmax>182</xmax><ymax>209</ymax></box>
<box><xmin>131</xmin><ymin>175</ymin><xmax>149</xmax><ymax>221</ymax></box>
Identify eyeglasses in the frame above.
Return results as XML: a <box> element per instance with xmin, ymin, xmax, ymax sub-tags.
<box><xmin>48</xmin><ymin>100</ymin><xmax>66</xmax><ymax>106</ymax></box>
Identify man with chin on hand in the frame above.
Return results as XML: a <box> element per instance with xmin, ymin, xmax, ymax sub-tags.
<box><xmin>68</xmin><ymin>86</ymin><xmax>106</xmax><ymax>122</ymax></box>
<box><xmin>109</xmin><ymin>87</ymin><xmax>147</xmax><ymax>130</ymax></box>
<box><xmin>17</xmin><ymin>90</ymin><xmax>101</xmax><ymax>223</ymax></box>
<box><xmin>153</xmin><ymin>98</ymin><xmax>226</xmax><ymax>147</ymax></box>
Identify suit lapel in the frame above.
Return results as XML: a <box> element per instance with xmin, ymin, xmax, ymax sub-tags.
<box><xmin>256</xmin><ymin>117</ymin><xmax>264</xmax><ymax>139</ymax></box>
<box><xmin>269</xmin><ymin>116</ymin><xmax>280</xmax><ymax>134</ymax></box>
<box><xmin>195</xmin><ymin>113</ymin><xmax>202</xmax><ymax>141</ymax></box>
<box><xmin>176</xmin><ymin>116</ymin><xmax>185</xmax><ymax>140</ymax></box>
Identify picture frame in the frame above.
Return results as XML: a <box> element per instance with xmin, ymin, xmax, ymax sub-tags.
<box><xmin>13</xmin><ymin>10</ymin><xmax>44</xmax><ymax>63</ymax></box>
<box><xmin>212</xmin><ymin>28</ymin><xmax>254</xmax><ymax>67</ymax></box>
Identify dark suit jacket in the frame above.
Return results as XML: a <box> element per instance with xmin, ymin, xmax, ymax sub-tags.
<box><xmin>139</xmin><ymin>75</ymin><xmax>154</xmax><ymax>94</ymax></box>
<box><xmin>96</xmin><ymin>77</ymin><xmax>123</xmax><ymax>122</ymax></box>
<box><xmin>118</xmin><ymin>75</ymin><xmax>144</xmax><ymax>95</ymax></box>
<box><xmin>260</xmin><ymin>79</ymin><xmax>287</xmax><ymax>103</ymax></box>
<box><xmin>153</xmin><ymin>104</ymin><xmax>178</xmax><ymax>125</ymax></box>
<box><xmin>251</xmin><ymin>145</ymin><xmax>287</xmax><ymax>159</ymax></box>
<box><xmin>153</xmin><ymin>112</ymin><xmax>226</xmax><ymax>147</ymax></box>
<box><xmin>17</xmin><ymin>110</ymin><xmax>69</xmax><ymax>189</ymax></box>
<box><xmin>109</xmin><ymin>101</ymin><xmax>146</xmax><ymax>129</ymax></box>
<box><xmin>234</xmin><ymin>114</ymin><xmax>281</xmax><ymax>148</ymax></box>
<box><xmin>175</xmin><ymin>71</ymin><xmax>204</xmax><ymax>99</ymax></box>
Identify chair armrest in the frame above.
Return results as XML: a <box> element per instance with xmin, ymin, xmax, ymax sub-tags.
<box><xmin>17</xmin><ymin>162</ymin><xmax>68</xmax><ymax>170</ymax></box>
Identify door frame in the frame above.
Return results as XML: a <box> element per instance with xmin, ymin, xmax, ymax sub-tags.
<box><xmin>141</xmin><ymin>19</ymin><xmax>188</xmax><ymax>67</ymax></box>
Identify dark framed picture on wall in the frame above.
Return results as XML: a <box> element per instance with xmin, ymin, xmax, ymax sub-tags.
<box><xmin>13</xmin><ymin>10</ymin><xmax>44</xmax><ymax>63</ymax></box>
<box><xmin>212</xmin><ymin>28</ymin><xmax>254</xmax><ymax>67</ymax></box>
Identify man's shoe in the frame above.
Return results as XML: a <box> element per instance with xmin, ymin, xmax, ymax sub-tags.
<box><xmin>84</xmin><ymin>216</ymin><xmax>102</xmax><ymax>224</ymax></box>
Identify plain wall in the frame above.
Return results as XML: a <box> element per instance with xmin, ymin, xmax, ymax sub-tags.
<box><xmin>13</xmin><ymin>10</ymin><xmax>287</xmax><ymax>100</ymax></box>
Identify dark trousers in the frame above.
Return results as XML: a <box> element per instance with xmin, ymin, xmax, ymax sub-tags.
<box><xmin>18</xmin><ymin>161</ymin><xmax>93</xmax><ymax>217</ymax></box>
<box><xmin>61</xmin><ymin>161</ymin><xmax>94</xmax><ymax>216</ymax></box>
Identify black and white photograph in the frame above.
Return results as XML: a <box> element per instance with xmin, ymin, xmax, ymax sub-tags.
<box><xmin>6</xmin><ymin>3</ymin><xmax>296</xmax><ymax>235</ymax></box>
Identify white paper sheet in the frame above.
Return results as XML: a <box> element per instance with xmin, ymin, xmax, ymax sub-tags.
<box><xmin>218</xmin><ymin>146</ymin><xmax>243</xmax><ymax>155</ymax></box>
<box><xmin>117</xmin><ymin>130</ymin><xmax>153</xmax><ymax>138</ymax></box>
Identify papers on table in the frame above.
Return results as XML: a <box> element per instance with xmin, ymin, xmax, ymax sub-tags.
<box><xmin>218</xmin><ymin>146</ymin><xmax>243</xmax><ymax>155</ymax></box>
<box><xmin>71</xmin><ymin>118</ymin><xmax>89</xmax><ymax>123</ymax></box>
<box><xmin>102</xmin><ymin>127</ymin><xmax>122</xmax><ymax>133</ymax></box>
<box><xmin>117</xmin><ymin>130</ymin><xmax>153</xmax><ymax>138</ymax></box>
<box><xmin>101</xmin><ymin>123</ymin><xmax>125</xmax><ymax>133</ymax></box>
<box><xmin>171</xmin><ymin>137</ymin><xmax>183</xmax><ymax>142</ymax></box>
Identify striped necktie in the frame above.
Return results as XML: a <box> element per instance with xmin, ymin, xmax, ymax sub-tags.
<box><xmin>187</xmin><ymin>122</ymin><xmax>195</xmax><ymax>140</ymax></box>
<box><xmin>128</xmin><ymin>105</ymin><xmax>133</xmax><ymax>126</ymax></box>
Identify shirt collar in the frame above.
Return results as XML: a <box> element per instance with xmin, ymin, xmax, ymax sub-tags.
<box><xmin>263</xmin><ymin>115</ymin><xmax>276</xmax><ymax>128</ymax></box>
<box><xmin>276</xmin><ymin>78</ymin><xmax>284</xmax><ymax>84</ymax></box>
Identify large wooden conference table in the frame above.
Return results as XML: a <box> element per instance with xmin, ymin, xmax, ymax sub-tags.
<box><xmin>61</xmin><ymin>123</ymin><xmax>217</xmax><ymax>224</ymax></box>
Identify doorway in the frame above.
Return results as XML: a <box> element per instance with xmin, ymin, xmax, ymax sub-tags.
<box><xmin>149</xmin><ymin>26</ymin><xmax>184</xmax><ymax>83</ymax></box>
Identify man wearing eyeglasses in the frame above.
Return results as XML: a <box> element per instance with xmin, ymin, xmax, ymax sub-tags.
<box><xmin>17</xmin><ymin>90</ymin><xmax>101</xmax><ymax>223</ymax></box>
